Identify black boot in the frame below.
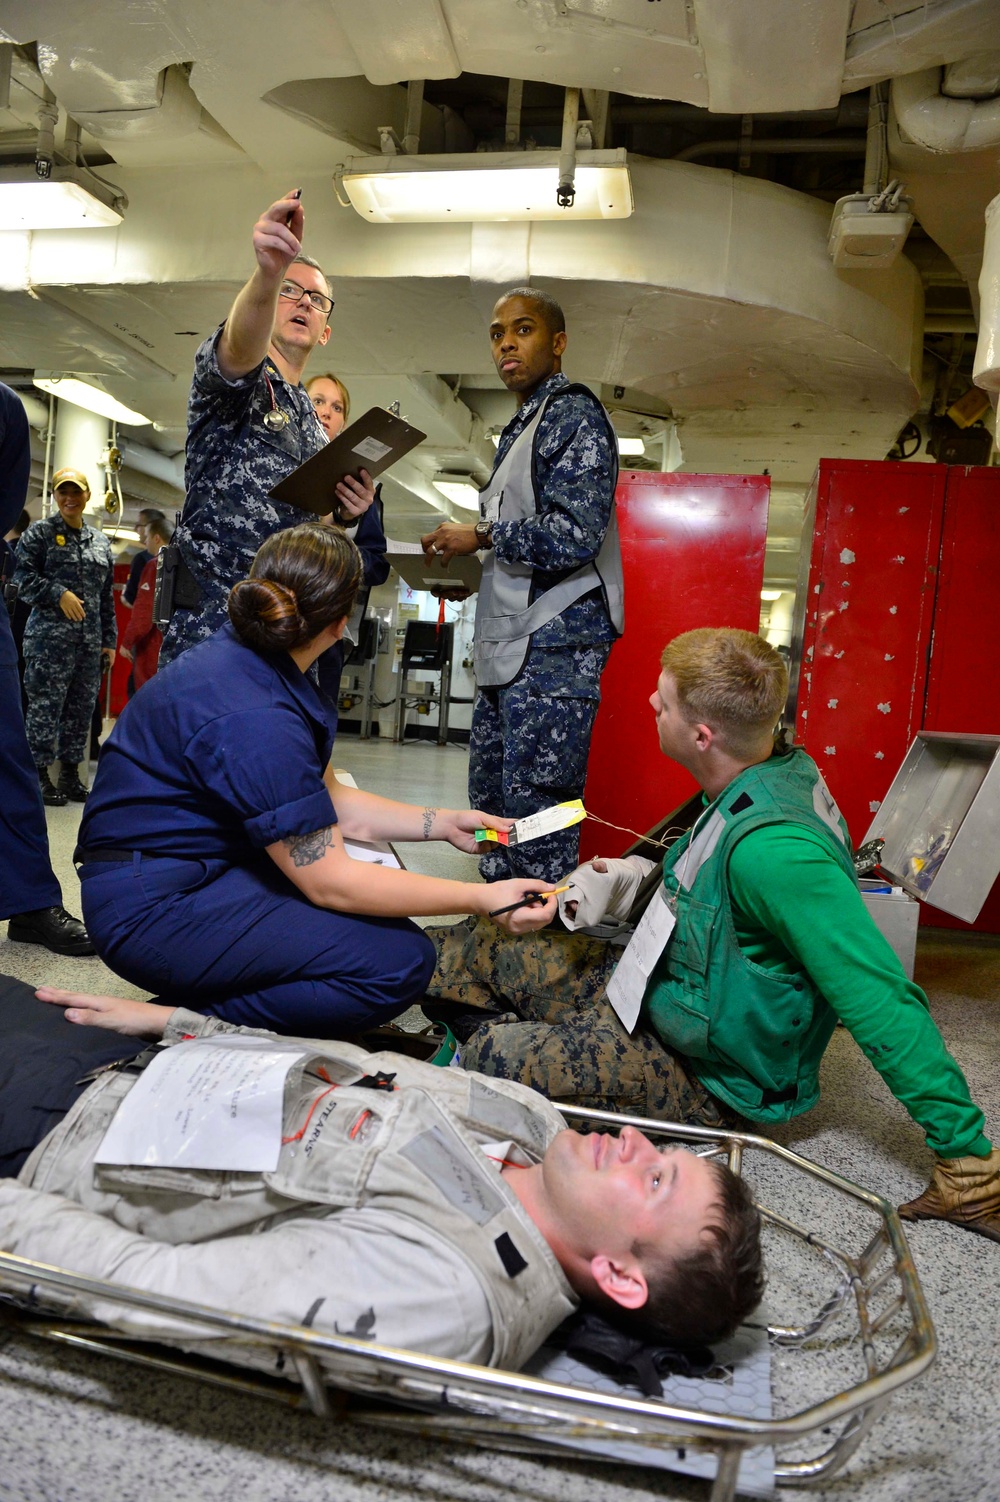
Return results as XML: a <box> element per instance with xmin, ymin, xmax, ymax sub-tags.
<box><xmin>7</xmin><ymin>906</ymin><xmax>96</xmax><ymax>956</ymax></box>
<box><xmin>38</xmin><ymin>768</ymin><xmax>67</xmax><ymax>807</ymax></box>
<box><xmin>58</xmin><ymin>766</ymin><xmax>90</xmax><ymax>803</ymax></box>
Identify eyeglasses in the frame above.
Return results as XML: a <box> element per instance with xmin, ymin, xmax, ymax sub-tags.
<box><xmin>278</xmin><ymin>279</ymin><xmax>334</xmax><ymax>317</ymax></box>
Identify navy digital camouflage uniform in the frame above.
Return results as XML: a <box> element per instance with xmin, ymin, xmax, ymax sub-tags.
<box><xmin>0</xmin><ymin>383</ymin><xmax>61</xmax><ymax>917</ymax></box>
<box><xmin>471</xmin><ymin>371</ymin><xmax>618</xmax><ymax>884</ymax></box>
<box><xmin>425</xmin><ymin>918</ymin><xmax>733</xmax><ymax>1126</ymax></box>
<box><xmin>160</xmin><ymin>325</ymin><xmax>327</xmax><ymax>665</ymax></box>
<box><xmin>14</xmin><ymin>516</ymin><xmax>116</xmax><ymax>771</ymax></box>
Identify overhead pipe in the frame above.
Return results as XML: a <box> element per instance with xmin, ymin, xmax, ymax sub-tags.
<box><xmin>973</xmin><ymin>192</ymin><xmax>1000</xmax><ymax>396</ymax></box>
<box><xmin>35</xmin><ymin>83</ymin><xmax>58</xmax><ymax>180</ymax></box>
<box><xmin>893</xmin><ymin>67</ymin><xmax>1000</xmax><ymax>153</ymax></box>
<box><xmin>120</xmin><ymin>441</ymin><xmax>185</xmax><ymax>490</ymax></box>
<box><xmin>403</xmin><ymin>80</ymin><xmax>424</xmax><ymax>156</ymax></box>
<box><xmin>863</xmin><ymin>82</ymin><xmax>890</xmax><ymax>196</ymax></box>
<box><xmin>557</xmin><ymin>87</ymin><xmax>580</xmax><ymax>208</ymax></box>
<box><xmin>505</xmin><ymin>79</ymin><xmax>523</xmax><ymax>146</ymax></box>
<box><xmin>488</xmin><ymin>98</ymin><xmax>871</xmax><ymax>130</ymax></box>
<box><xmin>925</xmin><ymin>315</ymin><xmax>978</xmax><ymax>333</ymax></box>
<box><xmin>13</xmin><ymin>390</ymin><xmax>51</xmax><ymax>432</ymax></box>
<box><xmin>673</xmin><ymin>137</ymin><xmax>866</xmax><ymax>161</ymax></box>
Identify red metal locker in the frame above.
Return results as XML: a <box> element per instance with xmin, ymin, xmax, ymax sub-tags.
<box><xmin>924</xmin><ymin>466</ymin><xmax>1000</xmax><ymax>733</ymax></box>
<box><xmin>581</xmin><ymin>472</ymin><xmax>770</xmax><ymax>861</ymax></box>
<box><xmin>920</xmin><ymin>465</ymin><xmax>1000</xmax><ymax>933</ymax></box>
<box><xmin>790</xmin><ymin>460</ymin><xmax>947</xmax><ymax>844</ymax></box>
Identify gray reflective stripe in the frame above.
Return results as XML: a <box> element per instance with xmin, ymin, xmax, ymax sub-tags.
<box><xmin>478</xmin><ymin>560</ymin><xmax>604</xmax><ymax>641</ymax></box>
<box><xmin>675</xmin><ymin>809</ymin><xmax>727</xmax><ymax>890</ymax></box>
<box><xmin>470</xmin><ymin>1080</ymin><xmax>549</xmax><ymax>1153</ymax></box>
<box><xmin>400</xmin><ymin>1125</ymin><xmax>505</xmax><ymax>1225</ymax></box>
<box><xmin>474</xmin><ymin>385</ymin><xmax>623</xmax><ymax>688</ymax></box>
<box><xmin>812</xmin><ymin>774</ymin><xmax>848</xmax><ymax>843</ymax></box>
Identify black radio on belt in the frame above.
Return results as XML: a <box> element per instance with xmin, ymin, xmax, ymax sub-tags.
<box><xmin>153</xmin><ymin>544</ymin><xmax>203</xmax><ymax>628</ymax></box>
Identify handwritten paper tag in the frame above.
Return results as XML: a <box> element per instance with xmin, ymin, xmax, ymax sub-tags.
<box><xmin>94</xmin><ymin>1036</ymin><xmax>308</xmax><ymax>1172</ymax></box>
<box><xmin>511</xmin><ymin>801</ymin><xmax>586</xmax><ymax>845</ymax></box>
<box><xmin>605</xmin><ymin>887</ymin><xmax>676</xmax><ymax>1033</ymax></box>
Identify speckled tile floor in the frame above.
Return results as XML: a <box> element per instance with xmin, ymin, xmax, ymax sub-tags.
<box><xmin>2</xmin><ymin>738</ymin><xmax>1000</xmax><ymax>1501</ymax></box>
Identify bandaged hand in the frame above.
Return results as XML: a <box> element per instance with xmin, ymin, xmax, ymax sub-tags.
<box><xmin>898</xmin><ymin>1146</ymin><xmax>1000</xmax><ymax>1243</ymax></box>
<box><xmin>559</xmin><ymin>855</ymin><xmax>657</xmax><ymax>930</ymax></box>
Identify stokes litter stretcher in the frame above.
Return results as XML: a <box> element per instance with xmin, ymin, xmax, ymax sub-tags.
<box><xmin>0</xmin><ymin>1104</ymin><xmax>934</xmax><ymax>1502</ymax></box>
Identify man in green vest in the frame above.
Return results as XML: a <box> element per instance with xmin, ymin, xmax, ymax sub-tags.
<box><xmin>426</xmin><ymin>627</ymin><xmax>1000</xmax><ymax>1242</ymax></box>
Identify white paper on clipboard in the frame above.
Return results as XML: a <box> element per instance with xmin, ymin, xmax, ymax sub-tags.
<box><xmin>352</xmin><ymin>435</ymin><xmax>392</xmax><ymax>464</ymax></box>
<box><xmin>604</xmin><ymin>887</ymin><xmax>676</xmax><ymax>1033</ymax></box>
<box><xmin>94</xmin><ymin>1036</ymin><xmax>308</xmax><ymax>1172</ymax></box>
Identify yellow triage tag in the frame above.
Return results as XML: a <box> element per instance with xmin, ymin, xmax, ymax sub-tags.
<box><xmin>474</xmin><ymin>801</ymin><xmax>586</xmax><ymax>846</ymax></box>
<box><xmin>510</xmin><ymin>800</ymin><xmax>586</xmax><ymax>845</ymax></box>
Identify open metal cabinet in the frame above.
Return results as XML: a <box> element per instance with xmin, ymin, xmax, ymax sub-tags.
<box><xmin>789</xmin><ymin>460</ymin><xmax>1000</xmax><ymax>932</ymax></box>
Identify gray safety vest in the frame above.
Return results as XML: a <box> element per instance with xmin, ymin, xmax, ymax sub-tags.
<box><xmin>21</xmin><ymin>1034</ymin><xmax>577</xmax><ymax>1371</ymax></box>
<box><xmin>474</xmin><ymin>385</ymin><xmax>625</xmax><ymax>688</ymax></box>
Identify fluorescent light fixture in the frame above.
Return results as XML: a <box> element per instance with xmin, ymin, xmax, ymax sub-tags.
<box><xmin>338</xmin><ymin>149</ymin><xmax>633</xmax><ymax>224</ymax></box>
<box><xmin>0</xmin><ymin>166</ymin><xmax>124</xmax><ymax>231</ymax></box>
<box><xmin>760</xmin><ymin>589</ymin><xmax>783</xmax><ymax>602</ymax></box>
<box><xmin>617</xmin><ymin>437</ymin><xmax>646</xmax><ymax>457</ymax></box>
<box><xmin>434</xmin><ymin>478</ymin><xmax>481</xmax><ymax>511</ymax></box>
<box><xmin>33</xmin><ymin>374</ymin><xmax>151</xmax><ymax>427</ymax></box>
<box><xmin>111</xmin><ymin>528</ymin><xmax>142</xmax><ymax>542</ymax></box>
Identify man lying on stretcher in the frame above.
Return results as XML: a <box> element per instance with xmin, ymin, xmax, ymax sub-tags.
<box><xmin>0</xmin><ymin>977</ymin><xmax>763</xmax><ymax>1371</ymax></box>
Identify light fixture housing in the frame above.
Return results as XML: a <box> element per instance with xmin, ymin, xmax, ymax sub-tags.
<box><xmin>0</xmin><ymin>166</ymin><xmax>124</xmax><ymax>231</ymax></box>
<box><xmin>34</xmin><ymin>374</ymin><xmax>151</xmax><ymax>427</ymax></box>
<box><xmin>433</xmin><ymin>477</ymin><xmax>481</xmax><ymax>511</ymax></box>
<box><xmin>828</xmin><ymin>193</ymin><xmax>913</xmax><ymax>270</ymax></box>
<box><xmin>760</xmin><ymin>589</ymin><xmax>783</xmax><ymax>602</ymax></box>
<box><xmin>338</xmin><ymin>149</ymin><xmax>633</xmax><ymax>224</ymax></box>
<box><xmin>617</xmin><ymin>437</ymin><xmax>646</xmax><ymax>457</ymax></box>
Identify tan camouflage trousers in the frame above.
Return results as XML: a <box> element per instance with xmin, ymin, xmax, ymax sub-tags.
<box><xmin>425</xmin><ymin>918</ymin><xmax>731</xmax><ymax>1126</ymax></box>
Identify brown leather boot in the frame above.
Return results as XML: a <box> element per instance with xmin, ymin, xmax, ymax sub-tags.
<box><xmin>899</xmin><ymin>1148</ymin><xmax>1000</xmax><ymax>1242</ymax></box>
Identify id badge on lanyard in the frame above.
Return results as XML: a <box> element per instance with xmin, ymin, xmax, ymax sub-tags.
<box><xmin>604</xmin><ymin>885</ymin><xmax>676</xmax><ymax>1034</ymax></box>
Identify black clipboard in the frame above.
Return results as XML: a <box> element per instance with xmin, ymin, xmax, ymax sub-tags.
<box><xmin>269</xmin><ymin>407</ymin><xmax>426</xmax><ymax>515</ymax></box>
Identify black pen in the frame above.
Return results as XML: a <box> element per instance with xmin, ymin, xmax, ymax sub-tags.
<box><xmin>286</xmin><ymin>187</ymin><xmax>302</xmax><ymax>225</ymax></box>
<box><xmin>489</xmin><ymin>883</ymin><xmax>571</xmax><ymax>918</ymax></box>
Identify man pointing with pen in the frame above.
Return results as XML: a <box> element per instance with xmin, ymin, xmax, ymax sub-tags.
<box><xmin>160</xmin><ymin>191</ymin><xmax>378</xmax><ymax>667</ymax></box>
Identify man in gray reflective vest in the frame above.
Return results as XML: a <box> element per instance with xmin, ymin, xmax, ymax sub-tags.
<box><xmin>425</xmin><ymin>628</ymin><xmax>1000</xmax><ymax>1243</ymax></box>
<box><xmin>0</xmin><ymin>983</ymin><xmax>762</xmax><ymax>1369</ymax></box>
<box><xmin>422</xmin><ymin>289</ymin><xmax>623</xmax><ymax>885</ymax></box>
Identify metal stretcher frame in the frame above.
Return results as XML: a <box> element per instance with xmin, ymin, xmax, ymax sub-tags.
<box><xmin>0</xmin><ymin>1111</ymin><xmax>936</xmax><ymax>1502</ymax></box>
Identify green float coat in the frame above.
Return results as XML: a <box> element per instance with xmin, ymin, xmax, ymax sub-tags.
<box><xmin>644</xmin><ymin>748</ymin><xmax>989</xmax><ymax>1158</ymax></box>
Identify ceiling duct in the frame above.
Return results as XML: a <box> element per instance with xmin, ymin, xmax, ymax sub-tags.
<box><xmin>973</xmin><ymin>192</ymin><xmax>1000</xmax><ymax>396</ymax></box>
<box><xmin>893</xmin><ymin>66</ymin><xmax>1000</xmax><ymax>153</ymax></box>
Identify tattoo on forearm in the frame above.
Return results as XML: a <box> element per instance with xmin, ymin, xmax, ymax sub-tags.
<box><xmin>283</xmin><ymin>827</ymin><xmax>334</xmax><ymax>867</ymax></box>
<box><xmin>422</xmin><ymin>807</ymin><xmax>438</xmax><ymax>841</ymax></box>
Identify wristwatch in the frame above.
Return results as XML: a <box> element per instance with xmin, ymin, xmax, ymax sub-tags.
<box><xmin>474</xmin><ymin>517</ymin><xmax>493</xmax><ymax>548</ymax></box>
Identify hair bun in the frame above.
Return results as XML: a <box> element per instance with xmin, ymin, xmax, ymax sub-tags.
<box><xmin>228</xmin><ymin>577</ymin><xmax>306</xmax><ymax>652</ymax></box>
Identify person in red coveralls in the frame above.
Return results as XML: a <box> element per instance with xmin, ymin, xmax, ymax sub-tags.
<box><xmin>119</xmin><ymin>517</ymin><xmax>171</xmax><ymax>692</ymax></box>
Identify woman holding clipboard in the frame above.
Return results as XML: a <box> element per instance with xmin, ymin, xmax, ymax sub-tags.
<box><xmin>306</xmin><ymin>372</ymin><xmax>389</xmax><ymax>735</ymax></box>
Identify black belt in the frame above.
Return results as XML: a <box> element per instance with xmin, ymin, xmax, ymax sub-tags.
<box><xmin>74</xmin><ymin>845</ymin><xmax>152</xmax><ymax>865</ymax></box>
<box><xmin>76</xmin><ymin>1044</ymin><xmax>163</xmax><ymax>1087</ymax></box>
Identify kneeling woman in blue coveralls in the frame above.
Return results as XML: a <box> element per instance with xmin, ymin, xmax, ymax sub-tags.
<box><xmin>75</xmin><ymin>523</ymin><xmax>555</xmax><ymax>1037</ymax></box>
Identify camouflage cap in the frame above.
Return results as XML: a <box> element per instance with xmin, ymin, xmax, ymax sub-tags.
<box><xmin>52</xmin><ymin>467</ymin><xmax>91</xmax><ymax>493</ymax></box>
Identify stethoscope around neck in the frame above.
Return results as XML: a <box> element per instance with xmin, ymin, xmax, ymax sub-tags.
<box><xmin>262</xmin><ymin>370</ymin><xmax>290</xmax><ymax>432</ymax></box>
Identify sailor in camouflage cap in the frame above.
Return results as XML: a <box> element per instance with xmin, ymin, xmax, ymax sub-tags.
<box><xmin>14</xmin><ymin>468</ymin><xmax>115</xmax><ymax>805</ymax></box>
<box><xmin>421</xmin><ymin>289</ymin><xmax>624</xmax><ymax>886</ymax></box>
<box><xmin>160</xmin><ymin>191</ymin><xmax>379</xmax><ymax>667</ymax></box>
